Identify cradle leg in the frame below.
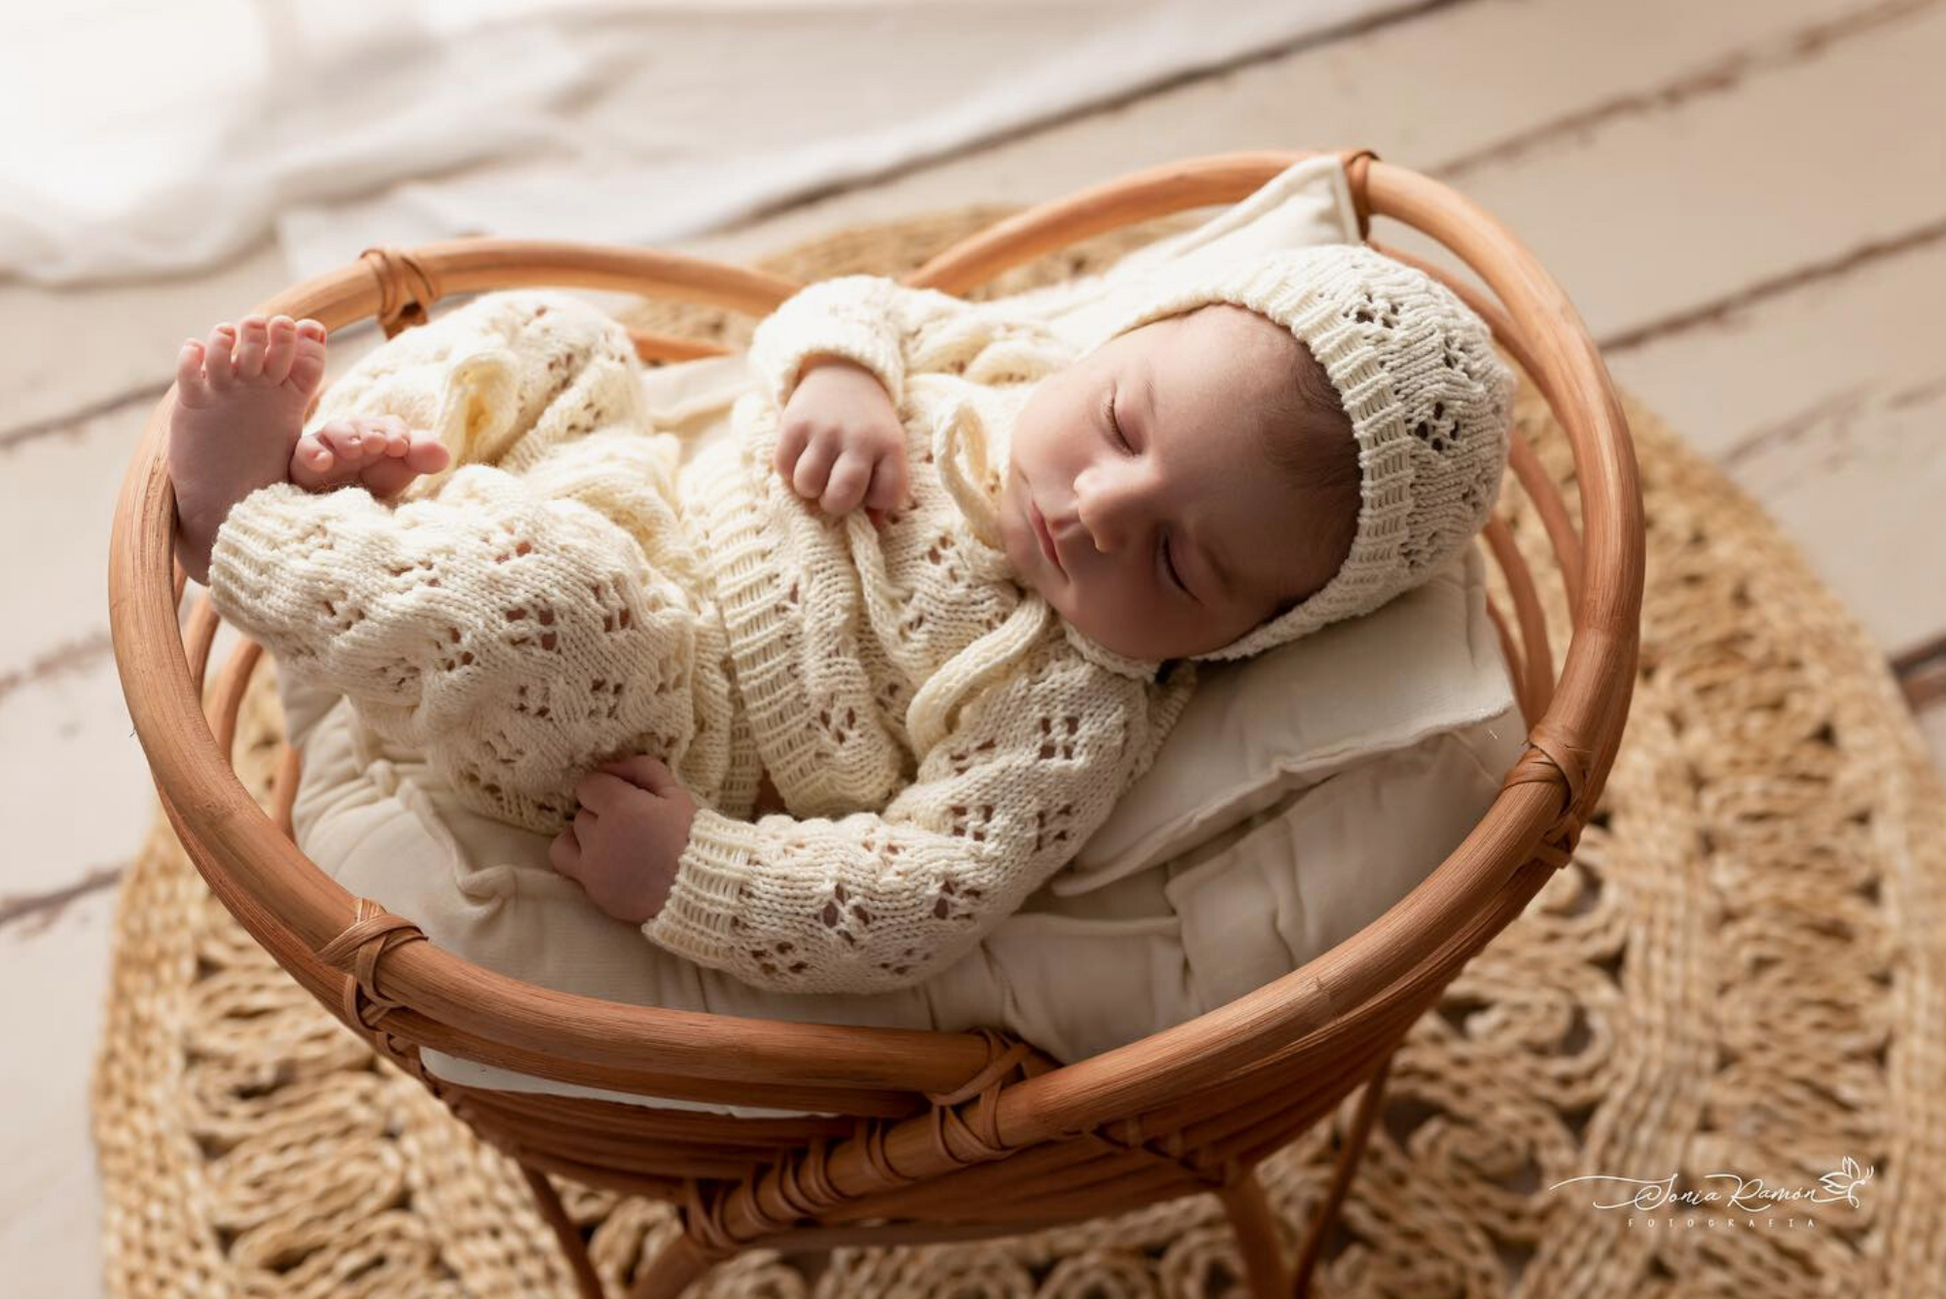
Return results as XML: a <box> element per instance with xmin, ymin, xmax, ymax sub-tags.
<box><xmin>519</xmin><ymin>1162</ymin><xmax>609</xmax><ymax>1299</ymax></box>
<box><xmin>1216</xmin><ymin>1167</ymin><xmax>1292</xmax><ymax>1299</ymax></box>
<box><xmin>627</xmin><ymin>1230</ymin><xmax>714</xmax><ymax>1299</ymax></box>
<box><xmin>1292</xmin><ymin>1048</ymin><xmax>1393</xmax><ymax>1299</ymax></box>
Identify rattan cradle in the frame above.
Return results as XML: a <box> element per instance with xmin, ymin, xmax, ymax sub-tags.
<box><xmin>107</xmin><ymin>148</ymin><xmax>1643</xmax><ymax>1299</ymax></box>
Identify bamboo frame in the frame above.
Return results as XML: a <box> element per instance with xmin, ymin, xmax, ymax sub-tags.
<box><xmin>109</xmin><ymin>148</ymin><xmax>1643</xmax><ymax>1297</ymax></box>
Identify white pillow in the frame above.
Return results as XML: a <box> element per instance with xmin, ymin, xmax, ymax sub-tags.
<box><xmin>1055</xmin><ymin>543</ymin><xmax>1516</xmax><ymax>895</ymax></box>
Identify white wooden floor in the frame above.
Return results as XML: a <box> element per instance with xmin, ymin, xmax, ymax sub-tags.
<box><xmin>4</xmin><ymin>1</ymin><xmax>1943</xmax><ymax>1292</ymax></box>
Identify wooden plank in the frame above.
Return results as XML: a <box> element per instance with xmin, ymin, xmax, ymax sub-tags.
<box><xmin>0</xmin><ymin>651</ymin><xmax>152</xmax><ymax>900</ymax></box>
<box><xmin>672</xmin><ymin>0</ymin><xmax>1893</xmax><ymax>285</ymax></box>
<box><xmin>1729</xmin><ymin>377</ymin><xmax>1946</xmax><ymax>663</ymax></box>
<box><xmin>1371</xmin><ymin>0</ymin><xmax>1946</xmax><ymax>337</ymax></box>
<box><xmin>1</xmin><ymin>404</ymin><xmax>150</xmax><ymax>658</ymax></box>
<box><xmin>1606</xmin><ymin>237</ymin><xmax>1946</xmax><ymax>661</ymax></box>
<box><xmin>0</xmin><ymin>240</ymin><xmax>291</xmax><ymax>444</ymax></box>
<box><xmin>0</xmin><ymin>401</ymin><xmax>186</xmax><ymax>905</ymax></box>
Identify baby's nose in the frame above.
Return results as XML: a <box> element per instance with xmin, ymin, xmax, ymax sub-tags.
<box><xmin>1074</xmin><ymin>474</ymin><xmax>1152</xmax><ymax>553</ymax></box>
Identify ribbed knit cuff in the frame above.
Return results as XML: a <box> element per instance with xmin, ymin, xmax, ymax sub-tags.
<box><xmin>749</xmin><ymin>277</ymin><xmax>907</xmax><ymax>410</ymax></box>
<box><xmin>638</xmin><ymin>806</ymin><xmax>768</xmax><ymax>966</ymax></box>
<box><xmin>204</xmin><ymin>481</ymin><xmax>330</xmax><ymax>635</ymax></box>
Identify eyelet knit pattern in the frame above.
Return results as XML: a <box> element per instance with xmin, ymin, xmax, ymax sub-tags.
<box><xmin>658</xmin><ymin>277</ymin><xmax>1196</xmax><ymax>991</ymax></box>
<box><xmin>206</xmin><ymin>284</ymin><xmax>1198</xmax><ymax>995</ymax></box>
<box><xmin>207</xmin><ymin>294</ymin><xmax>756</xmax><ymax>834</ymax></box>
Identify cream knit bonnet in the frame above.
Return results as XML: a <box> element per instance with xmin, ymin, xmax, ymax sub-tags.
<box><xmin>1072</xmin><ymin>243</ymin><xmax>1518</xmax><ymax>663</ymax></box>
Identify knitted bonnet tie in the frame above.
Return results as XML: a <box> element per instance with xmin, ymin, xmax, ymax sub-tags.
<box><xmin>932</xmin><ymin>394</ymin><xmax>1164</xmax><ymax>672</ymax></box>
<box><xmin>1073</xmin><ymin>242</ymin><xmax>1518</xmax><ymax>661</ymax></box>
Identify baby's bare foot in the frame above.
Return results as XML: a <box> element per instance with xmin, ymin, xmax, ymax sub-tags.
<box><xmin>290</xmin><ymin>414</ymin><xmax>452</xmax><ymax>499</ymax></box>
<box><xmin>168</xmin><ymin>314</ymin><xmax>329</xmax><ymax>584</ymax></box>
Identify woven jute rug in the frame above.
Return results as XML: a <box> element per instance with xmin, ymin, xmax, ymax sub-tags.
<box><xmin>93</xmin><ymin>207</ymin><xmax>1946</xmax><ymax>1298</ymax></box>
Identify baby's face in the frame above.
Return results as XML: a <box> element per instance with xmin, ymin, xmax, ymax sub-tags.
<box><xmin>995</xmin><ymin>303</ymin><xmax>1334</xmax><ymax>661</ymax></box>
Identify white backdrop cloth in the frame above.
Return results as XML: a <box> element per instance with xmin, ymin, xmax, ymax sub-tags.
<box><xmin>0</xmin><ymin>0</ymin><xmax>1409</xmax><ymax>287</ymax></box>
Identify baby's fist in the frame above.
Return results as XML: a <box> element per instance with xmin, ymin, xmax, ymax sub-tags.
<box><xmin>774</xmin><ymin>360</ymin><xmax>914</xmax><ymax>522</ymax></box>
<box><xmin>549</xmin><ymin>755</ymin><xmax>697</xmax><ymax>925</ymax></box>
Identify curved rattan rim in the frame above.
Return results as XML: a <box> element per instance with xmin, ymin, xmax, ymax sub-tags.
<box><xmin>108</xmin><ymin>149</ymin><xmax>1643</xmax><ymax>1141</ymax></box>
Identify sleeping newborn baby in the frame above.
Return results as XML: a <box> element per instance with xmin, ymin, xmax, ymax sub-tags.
<box><xmin>167</xmin><ymin>244</ymin><xmax>1515</xmax><ymax>995</ymax></box>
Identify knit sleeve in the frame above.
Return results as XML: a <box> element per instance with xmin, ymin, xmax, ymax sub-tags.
<box><xmin>205</xmin><ymin>427</ymin><xmax>715</xmax><ymax>833</ymax></box>
<box><xmin>639</xmin><ymin>637</ymin><xmax>1192</xmax><ymax>994</ymax></box>
<box><xmin>746</xmin><ymin>274</ymin><xmax>965</xmax><ymax>411</ymax></box>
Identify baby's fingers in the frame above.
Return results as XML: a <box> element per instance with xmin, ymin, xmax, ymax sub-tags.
<box><xmin>789</xmin><ymin>434</ymin><xmax>839</xmax><ymax>503</ymax></box>
<box><xmin>402</xmin><ymin>430</ymin><xmax>452</xmax><ymax>474</ymax></box>
<box><xmin>820</xmin><ymin>448</ymin><xmax>877</xmax><ymax>516</ymax></box>
<box><xmin>600</xmin><ymin>754</ymin><xmax>685</xmax><ymax>799</ymax></box>
<box><xmin>294</xmin><ymin>433</ymin><xmax>334</xmax><ymax>473</ymax></box>
<box><xmin>862</xmin><ymin>451</ymin><xmax>914</xmax><ymax>513</ymax></box>
<box><xmin>548</xmin><ymin>828</ymin><xmax>583</xmax><ymax>879</ymax></box>
<box><xmin>774</xmin><ymin>419</ymin><xmax>810</xmax><ymax>482</ymax></box>
<box><xmin>574</xmin><ymin>769</ymin><xmax>637</xmax><ymax>816</ymax></box>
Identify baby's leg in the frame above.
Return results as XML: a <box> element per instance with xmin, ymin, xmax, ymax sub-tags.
<box><xmin>169</xmin><ymin>316</ymin><xmax>453</xmax><ymax>584</ymax></box>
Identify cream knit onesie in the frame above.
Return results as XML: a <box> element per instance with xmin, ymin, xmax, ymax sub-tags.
<box><xmin>208</xmin><ymin>283</ymin><xmax>1198</xmax><ymax>996</ymax></box>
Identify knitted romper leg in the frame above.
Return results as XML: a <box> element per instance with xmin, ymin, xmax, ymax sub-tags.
<box><xmin>205</xmin><ymin>289</ymin><xmax>757</xmax><ymax>841</ymax></box>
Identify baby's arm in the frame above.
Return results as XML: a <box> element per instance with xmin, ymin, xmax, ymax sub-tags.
<box><xmin>749</xmin><ymin>273</ymin><xmax>966</xmax><ymax>411</ymax></box>
<box><xmin>751</xmin><ymin>276</ymin><xmax>980</xmax><ymax>522</ymax></box>
<box><xmin>629</xmin><ymin>637</ymin><xmax>1186</xmax><ymax>995</ymax></box>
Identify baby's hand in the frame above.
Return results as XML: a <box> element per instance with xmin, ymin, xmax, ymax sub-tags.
<box><xmin>290</xmin><ymin>414</ymin><xmax>452</xmax><ymax>499</ymax></box>
<box><xmin>549</xmin><ymin>755</ymin><xmax>698</xmax><ymax>925</ymax></box>
<box><xmin>774</xmin><ymin>357</ymin><xmax>914</xmax><ymax>528</ymax></box>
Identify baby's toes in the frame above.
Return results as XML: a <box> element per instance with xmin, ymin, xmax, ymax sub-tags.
<box><xmin>259</xmin><ymin>316</ymin><xmax>298</xmax><ymax>385</ymax></box>
<box><xmin>175</xmin><ymin>339</ymin><xmax>212</xmax><ymax>408</ymax></box>
<box><xmin>232</xmin><ymin>315</ymin><xmax>270</xmax><ymax>380</ymax></box>
<box><xmin>285</xmin><ymin>320</ymin><xmax>329</xmax><ymax>396</ymax></box>
<box><xmin>203</xmin><ymin>323</ymin><xmax>237</xmax><ymax>390</ymax></box>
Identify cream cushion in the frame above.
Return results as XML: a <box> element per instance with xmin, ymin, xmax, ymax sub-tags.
<box><xmin>282</xmin><ymin>580</ymin><xmax>1522</xmax><ymax>1119</ymax></box>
